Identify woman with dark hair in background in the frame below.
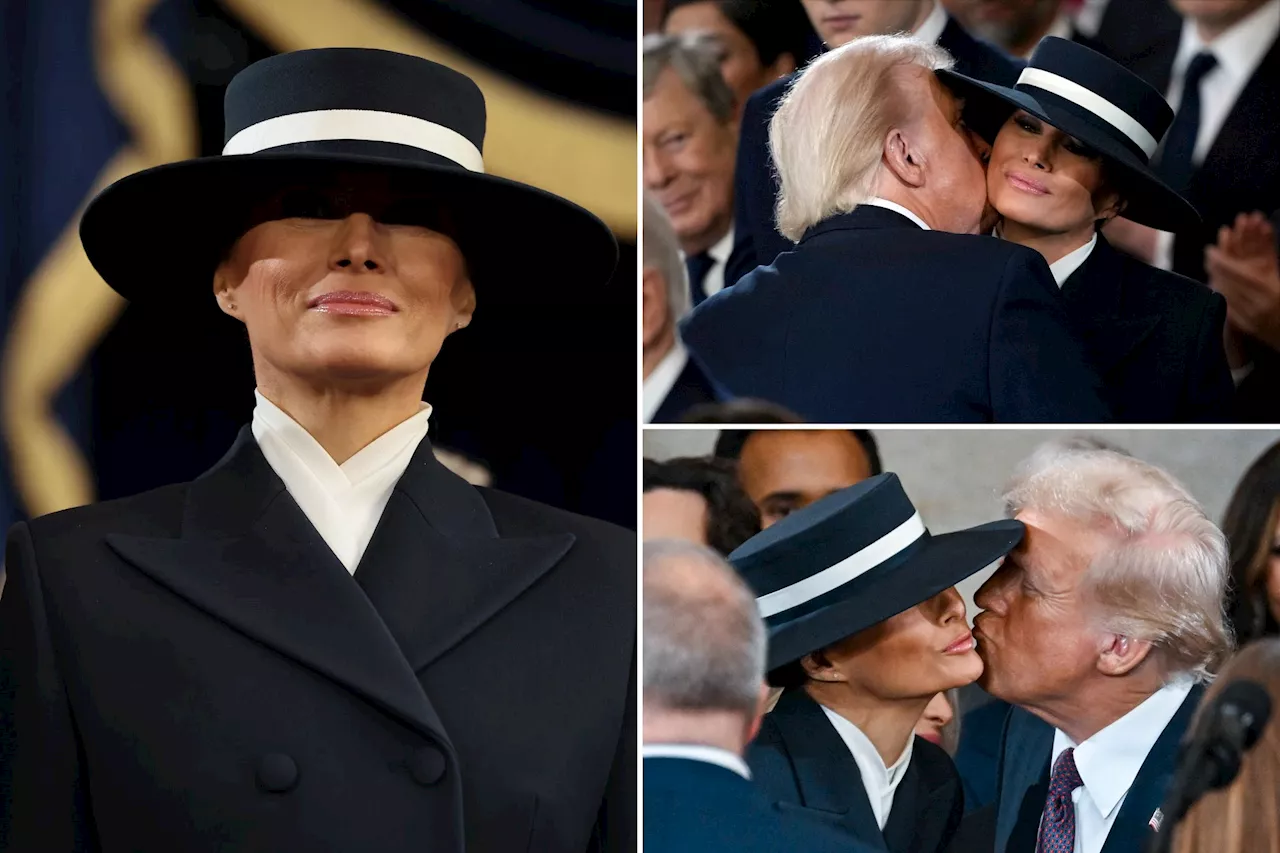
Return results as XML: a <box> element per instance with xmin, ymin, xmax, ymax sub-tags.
<box><xmin>1223</xmin><ymin>441</ymin><xmax>1280</xmax><ymax>644</ymax></box>
<box><xmin>661</xmin><ymin>0</ymin><xmax>814</xmax><ymax>110</ymax></box>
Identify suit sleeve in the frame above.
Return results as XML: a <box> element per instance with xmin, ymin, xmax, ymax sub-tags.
<box><xmin>1183</xmin><ymin>291</ymin><xmax>1235</xmax><ymax>422</ymax></box>
<box><xmin>989</xmin><ymin>250</ymin><xmax>1113</xmax><ymax>422</ymax></box>
<box><xmin>0</xmin><ymin>523</ymin><xmax>96</xmax><ymax>852</ymax></box>
<box><xmin>732</xmin><ymin>87</ymin><xmax>790</xmax><ymax>279</ymax></box>
<box><xmin>593</xmin><ymin>651</ymin><xmax>636</xmax><ymax>853</ymax></box>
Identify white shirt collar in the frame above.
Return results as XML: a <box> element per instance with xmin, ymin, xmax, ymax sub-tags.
<box><xmin>642</xmin><ymin>743</ymin><xmax>752</xmax><ymax>780</ymax></box>
<box><xmin>708</xmin><ymin>223</ymin><xmax>735</xmax><ymax>265</ymax></box>
<box><xmin>863</xmin><ymin>198</ymin><xmax>932</xmax><ymax>231</ymax></box>
<box><xmin>1049</xmin><ymin>233</ymin><xmax>1099</xmax><ymax>287</ymax></box>
<box><xmin>915</xmin><ymin>0</ymin><xmax>948</xmax><ymax>46</ymax></box>
<box><xmin>1051</xmin><ymin>678</ymin><xmax>1195</xmax><ymax>820</ymax></box>
<box><xmin>251</xmin><ymin>389</ymin><xmax>432</xmax><ymax>573</ymax></box>
<box><xmin>1173</xmin><ymin>0</ymin><xmax>1280</xmax><ymax>86</ymax></box>
<box><xmin>642</xmin><ymin>342</ymin><xmax>688</xmax><ymax>423</ymax></box>
<box><xmin>820</xmin><ymin>704</ymin><xmax>914</xmax><ymax>830</ymax></box>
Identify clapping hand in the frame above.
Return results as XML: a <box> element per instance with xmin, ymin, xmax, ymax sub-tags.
<box><xmin>1206</xmin><ymin>211</ymin><xmax>1280</xmax><ymax>364</ymax></box>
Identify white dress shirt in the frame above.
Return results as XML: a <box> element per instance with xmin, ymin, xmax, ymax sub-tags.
<box><xmin>1154</xmin><ymin>0</ymin><xmax>1280</xmax><ymax>269</ymax></box>
<box><xmin>820</xmin><ymin>705</ymin><xmax>914</xmax><ymax>830</ymax></box>
<box><xmin>251</xmin><ymin>389</ymin><xmax>433</xmax><ymax>574</ymax></box>
<box><xmin>915</xmin><ymin>0</ymin><xmax>948</xmax><ymax>46</ymax></box>
<box><xmin>642</xmin><ymin>342</ymin><xmax>689</xmax><ymax>423</ymax></box>
<box><xmin>1049</xmin><ymin>678</ymin><xmax>1195</xmax><ymax>853</ymax></box>
<box><xmin>702</xmin><ymin>225</ymin><xmax>736</xmax><ymax>299</ymax></box>
<box><xmin>863</xmin><ymin>197</ymin><xmax>932</xmax><ymax>231</ymax></box>
<box><xmin>1049</xmin><ymin>233</ymin><xmax>1099</xmax><ymax>287</ymax></box>
<box><xmin>642</xmin><ymin>743</ymin><xmax>752</xmax><ymax>780</ymax></box>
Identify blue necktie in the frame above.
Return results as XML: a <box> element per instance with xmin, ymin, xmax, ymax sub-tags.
<box><xmin>1037</xmin><ymin>748</ymin><xmax>1084</xmax><ymax>853</ymax></box>
<box><xmin>685</xmin><ymin>252</ymin><xmax>715</xmax><ymax>307</ymax></box>
<box><xmin>1157</xmin><ymin>52</ymin><xmax>1218</xmax><ymax>193</ymax></box>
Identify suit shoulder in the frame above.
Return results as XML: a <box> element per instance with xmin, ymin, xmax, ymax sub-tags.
<box><xmin>22</xmin><ymin>481</ymin><xmax>189</xmax><ymax>545</ymax></box>
<box><xmin>477</xmin><ymin>487</ymin><xmax>634</xmax><ymax>557</ymax></box>
<box><xmin>912</xmin><ymin>735</ymin><xmax>962</xmax><ymax>788</ymax></box>
<box><xmin>744</xmin><ymin>74</ymin><xmax>795</xmax><ymax>115</ymax></box>
<box><xmin>1111</xmin><ymin>251</ymin><xmax>1222</xmax><ymax>310</ymax></box>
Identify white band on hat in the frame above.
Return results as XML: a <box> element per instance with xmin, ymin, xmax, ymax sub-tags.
<box><xmin>756</xmin><ymin>512</ymin><xmax>927</xmax><ymax>618</ymax></box>
<box><xmin>222</xmin><ymin>108</ymin><xmax>485</xmax><ymax>172</ymax></box>
<box><xmin>1016</xmin><ymin>67</ymin><xmax>1158</xmax><ymax>158</ymax></box>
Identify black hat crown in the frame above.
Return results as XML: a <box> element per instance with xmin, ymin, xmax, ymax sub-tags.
<box><xmin>222</xmin><ymin>48</ymin><xmax>487</xmax><ymax>173</ymax></box>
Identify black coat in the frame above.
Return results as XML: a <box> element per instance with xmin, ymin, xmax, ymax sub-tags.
<box><xmin>643</xmin><ymin>756</ymin><xmax>872</xmax><ymax>853</ymax></box>
<box><xmin>1126</xmin><ymin>29</ymin><xmax>1280</xmax><ymax>285</ymax></box>
<box><xmin>746</xmin><ymin>689</ymin><xmax>964</xmax><ymax>853</ymax></box>
<box><xmin>1059</xmin><ymin>234</ymin><xmax>1234</xmax><ymax>422</ymax></box>
<box><xmin>0</xmin><ymin>428</ymin><xmax>636</xmax><ymax>853</ymax></box>
<box><xmin>651</xmin><ymin>357</ymin><xmax>720</xmax><ymax>423</ymax></box>
<box><xmin>680</xmin><ymin>206</ymin><xmax>1112</xmax><ymax>423</ymax></box>
<box><xmin>992</xmin><ymin>687</ymin><xmax>1202</xmax><ymax>853</ymax></box>
<box><xmin>730</xmin><ymin>18</ymin><xmax>1023</xmax><ymax>282</ymax></box>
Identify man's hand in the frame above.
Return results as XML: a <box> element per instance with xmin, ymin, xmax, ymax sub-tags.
<box><xmin>1206</xmin><ymin>211</ymin><xmax>1280</xmax><ymax>357</ymax></box>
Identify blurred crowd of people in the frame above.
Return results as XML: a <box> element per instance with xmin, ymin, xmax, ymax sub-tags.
<box><xmin>643</xmin><ymin>432</ymin><xmax>1280</xmax><ymax>852</ymax></box>
<box><xmin>642</xmin><ymin>0</ymin><xmax>1280</xmax><ymax>423</ymax></box>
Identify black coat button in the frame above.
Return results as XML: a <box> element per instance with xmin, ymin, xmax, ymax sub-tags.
<box><xmin>256</xmin><ymin>753</ymin><xmax>299</xmax><ymax>793</ymax></box>
<box><xmin>408</xmin><ymin>746</ymin><xmax>446</xmax><ymax>786</ymax></box>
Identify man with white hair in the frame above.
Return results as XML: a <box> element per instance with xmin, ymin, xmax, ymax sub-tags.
<box><xmin>731</xmin><ymin>0</ymin><xmax>1022</xmax><ymax>281</ymax></box>
<box><xmin>971</xmin><ymin>443</ymin><xmax>1232</xmax><ymax>853</ymax></box>
<box><xmin>642</xmin><ymin>192</ymin><xmax>720</xmax><ymax>423</ymax></box>
<box><xmin>643</xmin><ymin>539</ymin><xmax>868</xmax><ymax>853</ymax></box>
<box><xmin>680</xmin><ymin>35</ymin><xmax>1109</xmax><ymax>422</ymax></box>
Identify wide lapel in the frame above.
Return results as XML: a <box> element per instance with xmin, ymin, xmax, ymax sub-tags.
<box><xmin>1059</xmin><ymin>236</ymin><xmax>1161</xmax><ymax>377</ymax></box>
<box><xmin>106</xmin><ymin>428</ymin><xmax>452</xmax><ymax>746</ymax></box>
<box><xmin>995</xmin><ymin>709</ymin><xmax>1054</xmax><ymax>853</ymax></box>
<box><xmin>771</xmin><ymin>689</ymin><xmax>889</xmax><ymax>853</ymax></box>
<box><xmin>1102</xmin><ymin>686</ymin><xmax>1204</xmax><ymax>853</ymax></box>
<box><xmin>351</xmin><ymin>437</ymin><xmax>576</xmax><ymax>672</ymax></box>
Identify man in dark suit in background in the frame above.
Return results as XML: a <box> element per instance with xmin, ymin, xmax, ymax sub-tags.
<box><xmin>681</xmin><ymin>36</ymin><xmax>1110</xmax><ymax>422</ymax></box>
<box><xmin>643</xmin><ymin>539</ymin><xmax>871</xmax><ymax>853</ymax></box>
<box><xmin>642</xmin><ymin>192</ymin><xmax>721</xmax><ymax>423</ymax></box>
<box><xmin>970</xmin><ymin>441</ymin><xmax>1230</xmax><ymax>853</ymax></box>
<box><xmin>730</xmin><ymin>0</ymin><xmax>1023</xmax><ymax>284</ymax></box>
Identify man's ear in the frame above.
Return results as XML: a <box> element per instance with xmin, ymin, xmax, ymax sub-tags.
<box><xmin>1096</xmin><ymin>632</ymin><xmax>1153</xmax><ymax>677</ymax></box>
<box><xmin>212</xmin><ymin>262</ymin><xmax>243</xmax><ymax>320</ymax></box>
<box><xmin>882</xmin><ymin>127</ymin><xmax>926</xmax><ymax>189</ymax></box>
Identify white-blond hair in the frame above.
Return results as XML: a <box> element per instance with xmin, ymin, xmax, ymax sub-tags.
<box><xmin>1004</xmin><ymin>442</ymin><xmax>1233</xmax><ymax>683</ymax></box>
<box><xmin>770</xmin><ymin>35</ymin><xmax>954</xmax><ymax>242</ymax></box>
<box><xmin>643</xmin><ymin>191</ymin><xmax>691</xmax><ymax>322</ymax></box>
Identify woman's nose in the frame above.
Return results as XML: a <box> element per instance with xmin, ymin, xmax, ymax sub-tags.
<box><xmin>330</xmin><ymin>213</ymin><xmax>384</xmax><ymax>271</ymax></box>
<box><xmin>935</xmin><ymin>586</ymin><xmax>966</xmax><ymax>623</ymax></box>
<box><xmin>1023</xmin><ymin>143</ymin><xmax>1051</xmax><ymax>171</ymax></box>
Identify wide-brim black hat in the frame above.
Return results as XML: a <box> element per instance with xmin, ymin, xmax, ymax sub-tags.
<box><xmin>79</xmin><ymin>48</ymin><xmax>618</xmax><ymax>308</ymax></box>
<box><xmin>937</xmin><ymin>37</ymin><xmax>1200</xmax><ymax>233</ymax></box>
<box><xmin>728</xmin><ymin>473</ymin><xmax>1024</xmax><ymax>677</ymax></box>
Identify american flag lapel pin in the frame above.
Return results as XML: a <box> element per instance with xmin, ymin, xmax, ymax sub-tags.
<box><xmin>1149</xmin><ymin>808</ymin><xmax>1164</xmax><ymax>832</ymax></box>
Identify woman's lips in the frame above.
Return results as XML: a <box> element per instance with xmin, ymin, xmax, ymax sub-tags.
<box><xmin>1006</xmin><ymin>171</ymin><xmax>1050</xmax><ymax>195</ymax></box>
<box><xmin>823</xmin><ymin>14</ymin><xmax>861</xmax><ymax>31</ymax></box>
<box><xmin>943</xmin><ymin>631</ymin><xmax>976</xmax><ymax>655</ymax></box>
<box><xmin>918</xmin><ymin>729</ymin><xmax>943</xmax><ymax>746</ymax></box>
<box><xmin>309</xmin><ymin>290</ymin><xmax>397</xmax><ymax>316</ymax></box>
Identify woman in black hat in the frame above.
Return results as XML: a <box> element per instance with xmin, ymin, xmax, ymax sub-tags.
<box><xmin>943</xmin><ymin>36</ymin><xmax>1233</xmax><ymax>423</ymax></box>
<box><xmin>731</xmin><ymin>473</ymin><xmax>1024</xmax><ymax>853</ymax></box>
<box><xmin>0</xmin><ymin>49</ymin><xmax>632</xmax><ymax>853</ymax></box>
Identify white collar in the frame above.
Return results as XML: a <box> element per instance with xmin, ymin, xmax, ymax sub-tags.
<box><xmin>1174</xmin><ymin>0</ymin><xmax>1280</xmax><ymax>84</ymax></box>
<box><xmin>915</xmin><ymin>0</ymin><xmax>948</xmax><ymax>46</ymax></box>
<box><xmin>708</xmin><ymin>222</ymin><xmax>735</xmax><ymax>264</ymax></box>
<box><xmin>642</xmin><ymin>744</ymin><xmax>752</xmax><ymax>780</ymax></box>
<box><xmin>1049</xmin><ymin>233</ymin><xmax>1099</xmax><ymax>287</ymax></box>
<box><xmin>820</xmin><ymin>704</ymin><xmax>913</xmax><ymax>828</ymax></box>
<box><xmin>642</xmin><ymin>342</ymin><xmax>689</xmax><ymax>423</ymax></box>
<box><xmin>863</xmin><ymin>198</ymin><xmax>932</xmax><ymax>230</ymax></box>
<box><xmin>1051</xmin><ymin>678</ymin><xmax>1195</xmax><ymax>819</ymax></box>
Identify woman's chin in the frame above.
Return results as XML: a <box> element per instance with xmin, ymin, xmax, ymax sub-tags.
<box><xmin>941</xmin><ymin>649</ymin><xmax>984</xmax><ymax>689</ymax></box>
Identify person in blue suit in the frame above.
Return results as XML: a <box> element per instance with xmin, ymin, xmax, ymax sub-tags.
<box><xmin>642</xmin><ymin>539</ymin><xmax>871</xmax><ymax>853</ymax></box>
<box><xmin>728</xmin><ymin>0</ymin><xmax>1022</xmax><ymax>285</ymax></box>
<box><xmin>681</xmin><ymin>35</ymin><xmax>1110</xmax><ymax>423</ymax></box>
<box><xmin>968</xmin><ymin>440</ymin><xmax>1232</xmax><ymax>853</ymax></box>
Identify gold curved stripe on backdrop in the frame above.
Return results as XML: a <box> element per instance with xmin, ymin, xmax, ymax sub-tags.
<box><xmin>0</xmin><ymin>0</ymin><xmax>197</xmax><ymax>517</ymax></box>
<box><xmin>220</xmin><ymin>0</ymin><xmax>637</xmax><ymax>236</ymax></box>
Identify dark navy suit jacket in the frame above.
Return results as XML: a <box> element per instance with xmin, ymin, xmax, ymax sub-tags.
<box><xmin>746</xmin><ymin>689</ymin><xmax>964</xmax><ymax>853</ymax></box>
<box><xmin>1059</xmin><ymin>234</ymin><xmax>1233</xmax><ymax>422</ymax></box>
<box><xmin>680</xmin><ymin>206</ymin><xmax>1112</xmax><ymax>423</ymax></box>
<box><xmin>992</xmin><ymin>686</ymin><xmax>1203</xmax><ymax>853</ymax></box>
<box><xmin>650</xmin><ymin>355</ymin><xmax>719</xmax><ymax>423</ymax></box>
<box><xmin>644</xmin><ymin>756</ymin><xmax>870</xmax><ymax>853</ymax></box>
<box><xmin>728</xmin><ymin>17</ymin><xmax>1024</xmax><ymax>285</ymax></box>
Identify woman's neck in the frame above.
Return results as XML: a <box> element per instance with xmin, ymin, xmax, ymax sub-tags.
<box><xmin>255</xmin><ymin>367</ymin><xmax>429</xmax><ymax>464</ymax></box>
<box><xmin>1000</xmin><ymin>219</ymin><xmax>1096</xmax><ymax>267</ymax></box>
<box><xmin>805</xmin><ymin>681</ymin><xmax>931</xmax><ymax>767</ymax></box>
